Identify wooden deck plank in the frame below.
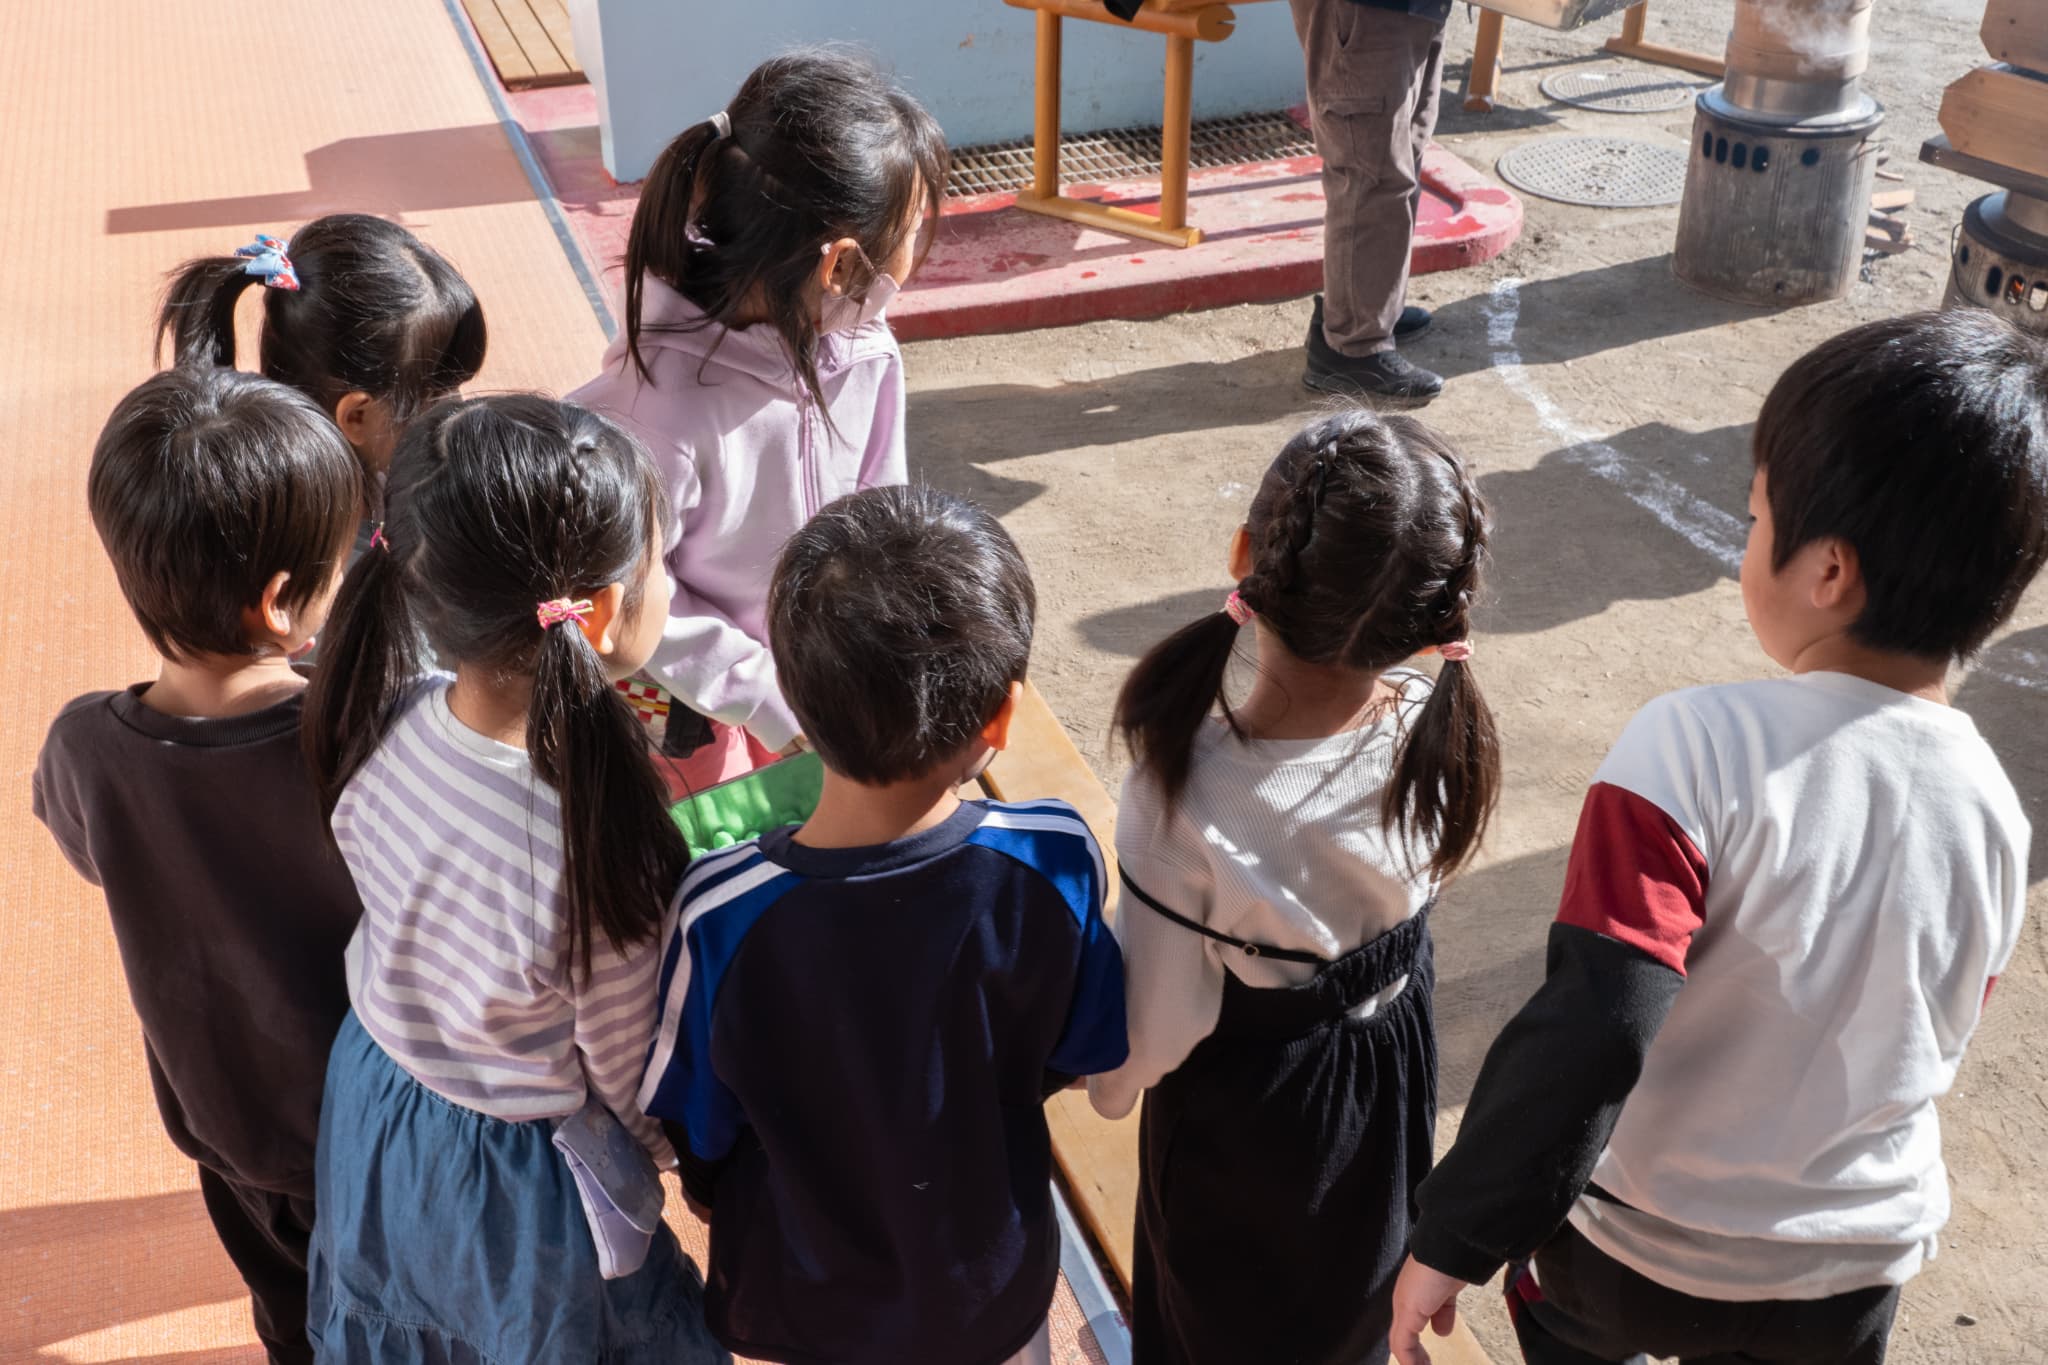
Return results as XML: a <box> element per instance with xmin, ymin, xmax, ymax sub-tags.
<box><xmin>460</xmin><ymin>0</ymin><xmax>537</xmax><ymax>87</ymax></box>
<box><xmin>530</xmin><ymin>0</ymin><xmax>579</xmax><ymax>71</ymax></box>
<box><xmin>983</xmin><ymin>684</ymin><xmax>1495</xmax><ymax>1364</ymax></box>
<box><xmin>494</xmin><ymin>0</ymin><xmax>574</xmax><ymax>81</ymax></box>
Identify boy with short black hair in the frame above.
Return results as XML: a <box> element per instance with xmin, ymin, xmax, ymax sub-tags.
<box><xmin>638</xmin><ymin>484</ymin><xmax>1127</xmax><ymax>1365</ymax></box>
<box><xmin>1390</xmin><ymin>310</ymin><xmax>2048</xmax><ymax>1365</ymax></box>
<box><xmin>34</xmin><ymin>366</ymin><xmax>366</xmax><ymax>1365</ymax></box>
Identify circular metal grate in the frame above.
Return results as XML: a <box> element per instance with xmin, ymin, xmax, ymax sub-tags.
<box><xmin>1495</xmin><ymin>136</ymin><xmax>1688</xmax><ymax>208</ymax></box>
<box><xmin>1540</xmin><ymin>64</ymin><xmax>1703</xmax><ymax>114</ymax></box>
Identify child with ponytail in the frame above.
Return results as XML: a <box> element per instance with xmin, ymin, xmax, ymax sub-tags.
<box><xmin>302</xmin><ymin>395</ymin><xmax>724</xmax><ymax>1365</ymax></box>
<box><xmin>571</xmin><ymin>49</ymin><xmax>947</xmax><ymax>790</ymax></box>
<box><xmin>159</xmin><ymin>213</ymin><xmax>487</xmax><ymax>556</ymax></box>
<box><xmin>1088</xmin><ymin>409</ymin><xmax>1501</xmax><ymax>1365</ymax></box>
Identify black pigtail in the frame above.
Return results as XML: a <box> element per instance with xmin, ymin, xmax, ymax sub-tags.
<box><xmin>304</xmin><ymin>524</ymin><xmax>424</xmax><ymax>809</ymax></box>
<box><xmin>527</xmin><ymin>619</ymin><xmax>691</xmax><ymax>980</ymax></box>
<box><xmin>1384</xmin><ymin>657</ymin><xmax>1499</xmax><ymax>881</ymax></box>
<box><xmin>1114</xmin><ymin>611</ymin><xmax>1244</xmax><ymax>809</ymax></box>
<box><xmin>156</xmin><ymin>257</ymin><xmax>261</xmax><ymax>369</ymax></box>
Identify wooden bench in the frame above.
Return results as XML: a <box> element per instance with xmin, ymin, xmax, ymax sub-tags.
<box><xmin>1000</xmin><ymin>0</ymin><xmax>1285</xmax><ymax>248</ymax></box>
<box><xmin>980</xmin><ymin>681</ymin><xmax>1496</xmax><ymax>1364</ymax></box>
<box><xmin>1464</xmin><ymin>2</ymin><xmax>1723</xmax><ymax>113</ymax></box>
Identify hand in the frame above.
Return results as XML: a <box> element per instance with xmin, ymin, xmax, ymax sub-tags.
<box><xmin>1389</xmin><ymin>1257</ymin><xmax>1468</xmax><ymax>1365</ymax></box>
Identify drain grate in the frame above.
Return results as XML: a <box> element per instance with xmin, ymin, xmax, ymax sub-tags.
<box><xmin>1495</xmin><ymin>135</ymin><xmax>1687</xmax><ymax>208</ymax></box>
<box><xmin>945</xmin><ymin>110</ymin><xmax>1316</xmax><ymax>199</ymax></box>
<box><xmin>1541</xmin><ymin>64</ymin><xmax>1703</xmax><ymax>114</ymax></box>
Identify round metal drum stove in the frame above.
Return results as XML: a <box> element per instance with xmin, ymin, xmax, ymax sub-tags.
<box><xmin>1673</xmin><ymin>0</ymin><xmax>1886</xmax><ymax>306</ymax></box>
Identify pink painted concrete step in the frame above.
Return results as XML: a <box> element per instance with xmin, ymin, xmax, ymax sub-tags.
<box><xmin>508</xmin><ymin>84</ymin><xmax>1522</xmax><ymax>342</ymax></box>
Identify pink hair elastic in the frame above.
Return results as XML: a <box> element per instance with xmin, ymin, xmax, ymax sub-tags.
<box><xmin>1438</xmin><ymin>640</ymin><xmax>1474</xmax><ymax>663</ymax></box>
<box><xmin>368</xmin><ymin>523</ymin><xmax>388</xmax><ymax>551</ymax></box>
<box><xmin>536</xmin><ymin>598</ymin><xmax>595</xmax><ymax>630</ymax></box>
<box><xmin>1223</xmin><ymin>591</ymin><xmax>1256</xmax><ymax>626</ymax></box>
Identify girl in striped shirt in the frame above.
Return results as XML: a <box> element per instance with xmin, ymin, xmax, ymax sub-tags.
<box><xmin>302</xmin><ymin>395</ymin><xmax>726</xmax><ymax>1365</ymax></box>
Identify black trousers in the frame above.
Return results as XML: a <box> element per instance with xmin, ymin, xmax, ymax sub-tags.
<box><xmin>1508</xmin><ymin>1223</ymin><xmax>1901</xmax><ymax>1365</ymax></box>
<box><xmin>198</xmin><ymin>1166</ymin><xmax>317</xmax><ymax>1365</ymax></box>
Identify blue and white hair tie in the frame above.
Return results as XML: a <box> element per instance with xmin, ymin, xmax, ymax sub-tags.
<box><xmin>235</xmin><ymin>234</ymin><xmax>300</xmax><ymax>292</ymax></box>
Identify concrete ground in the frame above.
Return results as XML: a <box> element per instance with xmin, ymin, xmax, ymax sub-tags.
<box><xmin>904</xmin><ymin>2</ymin><xmax>2047</xmax><ymax>1360</ymax></box>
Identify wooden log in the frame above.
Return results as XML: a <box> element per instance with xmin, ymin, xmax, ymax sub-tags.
<box><xmin>1870</xmin><ymin>188</ymin><xmax>1915</xmax><ymax>211</ymax></box>
<box><xmin>1982</xmin><ymin>0</ymin><xmax>2048</xmax><ymax>73</ymax></box>
<box><xmin>1938</xmin><ymin>64</ymin><xmax>2048</xmax><ymax>183</ymax></box>
<box><xmin>1161</xmin><ymin>35</ymin><xmax>1196</xmax><ymax>231</ymax></box>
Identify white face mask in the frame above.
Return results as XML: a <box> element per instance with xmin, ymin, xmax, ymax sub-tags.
<box><xmin>819</xmin><ymin>243</ymin><xmax>899</xmax><ymax>335</ymax></box>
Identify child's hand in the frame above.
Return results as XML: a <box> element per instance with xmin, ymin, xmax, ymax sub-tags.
<box><xmin>1388</xmin><ymin>1257</ymin><xmax>1467</xmax><ymax>1365</ymax></box>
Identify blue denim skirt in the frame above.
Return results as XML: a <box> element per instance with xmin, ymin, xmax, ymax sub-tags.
<box><xmin>309</xmin><ymin>1013</ymin><xmax>727</xmax><ymax>1365</ymax></box>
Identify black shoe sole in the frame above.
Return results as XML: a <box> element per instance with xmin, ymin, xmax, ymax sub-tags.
<box><xmin>1301</xmin><ymin>368</ymin><xmax>1440</xmax><ymax>409</ymax></box>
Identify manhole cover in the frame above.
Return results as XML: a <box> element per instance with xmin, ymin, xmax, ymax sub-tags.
<box><xmin>1495</xmin><ymin>136</ymin><xmax>1688</xmax><ymax>208</ymax></box>
<box><xmin>1540</xmin><ymin>64</ymin><xmax>1703</xmax><ymax>114</ymax></box>
<box><xmin>947</xmin><ymin>110</ymin><xmax>1315</xmax><ymax>199</ymax></box>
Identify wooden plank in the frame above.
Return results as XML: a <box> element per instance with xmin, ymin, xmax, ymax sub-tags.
<box><xmin>1003</xmin><ymin>0</ymin><xmax>1236</xmax><ymax>41</ymax></box>
<box><xmin>1939</xmin><ymin>64</ymin><xmax>2048</xmax><ymax>183</ymax></box>
<box><xmin>529</xmin><ymin>0</ymin><xmax>580</xmax><ymax>72</ymax></box>
<box><xmin>495</xmin><ymin>0</ymin><xmax>574</xmax><ymax>82</ymax></box>
<box><xmin>1870</xmin><ymin>188</ymin><xmax>1916</xmax><ymax>212</ymax></box>
<box><xmin>1014</xmin><ymin>190</ymin><xmax>1206</xmax><ymax>247</ymax></box>
<box><xmin>1463</xmin><ymin>10</ymin><xmax>1506</xmax><ymax>113</ymax></box>
<box><xmin>1983</xmin><ymin>0</ymin><xmax>2048</xmax><ymax>73</ymax></box>
<box><xmin>460</xmin><ymin>0</ymin><xmax>537</xmax><ymax>88</ymax></box>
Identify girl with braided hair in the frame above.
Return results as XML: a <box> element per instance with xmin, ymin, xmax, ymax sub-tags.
<box><xmin>1089</xmin><ymin>408</ymin><xmax>1500</xmax><ymax>1365</ymax></box>
<box><xmin>301</xmin><ymin>395</ymin><xmax>726</xmax><ymax>1364</ymax></box>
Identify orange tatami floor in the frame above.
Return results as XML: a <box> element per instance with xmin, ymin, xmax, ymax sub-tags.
<box><xmin>0</xmin><ymin>3</ymin><xmax>1110</xmax><ymax>1362</ymax></box>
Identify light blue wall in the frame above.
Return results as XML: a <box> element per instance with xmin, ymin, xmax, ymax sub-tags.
<box><xmin>572</xmin><ymin>1</ymin><xmax>1308</xmax><ymax>183</ymax></box>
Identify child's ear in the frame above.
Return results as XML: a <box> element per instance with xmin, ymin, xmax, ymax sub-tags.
<box><xmin>578</xmin><ymin>582</ymin><xmax>630</xmax><ymax>656</ymax></box>
<box><xmin>1809</xmin><ymin>537</ymin><xmax>1865</xmax><ymax>615</ymax></box>
<box><xmin>981</xmin><ymin>681</ymin><xmax>1025</xmax><ymax>753</ymax></box>
<box><xmin>244</xmin><ymin>569</ymin><xmax>296</xmax><ymax>643</ymax></box>
<box><xmin>333</xmin><ymin>392</ymin><xmax>377</xmax><ymax>447</ymax></box>
<box><xmin>819</xmin><ymin>238</ymin><xmax>861</xmax><ymax>298</ymax></box>
<box><xmin>1227</xmin><ymin>526</ymin><xmax>1253</xmax><ymax>580</ymax></box>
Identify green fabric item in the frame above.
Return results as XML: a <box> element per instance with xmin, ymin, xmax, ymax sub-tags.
<box><xmin>670</xmin><ymin>752</ymin><xmax>826</xmax><ymax>859</ymax></box>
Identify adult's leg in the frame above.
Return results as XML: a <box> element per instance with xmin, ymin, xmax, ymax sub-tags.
<box><xmin>198</xmin><ymin>1168</ymin><xmax>315</xmax><ymax>1365</ymax></box>
<box><xmin>1287</xmin><ymin>0</ymin><xmax>1442</xmax><ymax>356</ymax></box>
<box><xmin>1408</xmin><ymin>24</ymin><xmax>1447</xmax><ymax>234</ymax></box>
<box><xmin>1680</xmin><ymin>1282</ymin><xmax>1901</xmax><ymax>1365</ymax></box>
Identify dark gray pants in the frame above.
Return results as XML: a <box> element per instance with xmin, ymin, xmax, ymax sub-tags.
<box><xmin>1508</xmin><ymin>1223</ymin><xmax>1902</xmax><ymax>1365</ymax></box>
<box><xmin>1287</xmin><ymin>0</ymin><xmax>1445</xmax><ymax>355</ymax></box>
<box><xmin>199</xmin><ymin>1167</ymin><xmax>315</xmax><ymax>1365</ymax></box>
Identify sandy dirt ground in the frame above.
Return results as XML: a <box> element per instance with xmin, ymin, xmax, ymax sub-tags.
<box><xmin>904</xmin><ymin>2</ymin><xmax>2047</xmax><ymax>1359</ymax></box>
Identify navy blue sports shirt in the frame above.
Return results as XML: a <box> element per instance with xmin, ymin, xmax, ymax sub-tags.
<box><xmin>638</xmin><ymin>797</ymin><xmax>1128</xmax><ymax>1365</ymax></box>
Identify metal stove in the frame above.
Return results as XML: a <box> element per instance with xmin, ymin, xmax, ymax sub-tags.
<box><xmin>1673</xmin><ymin>0</ymin><xmax>1885</xmax><ymax>307</ymax></box>
<box><xmin>1922</xmin><ymin>137</ymin><xmax>2048</xmax><ymax>337</ymax></box>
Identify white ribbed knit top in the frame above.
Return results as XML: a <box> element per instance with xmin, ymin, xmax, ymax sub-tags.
<box><xmin>1089</xmin><ymin>676</ymin><xmax>1436</xmax><ymax>1121</ymax></box>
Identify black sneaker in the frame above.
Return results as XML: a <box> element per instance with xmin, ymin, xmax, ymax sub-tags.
<box><xmin>1304</xmin><ymin>321</ymin><xmax>1444</xmax><ymax>407</ymax></box>
<box><xmin>1310</xmin><ymin>293</ymin><xmax>1433</xmax><ymax>346</ymax></box>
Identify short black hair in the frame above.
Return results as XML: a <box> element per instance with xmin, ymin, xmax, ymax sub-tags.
<box><xmin>1755</xmin><ymin>309</ymin><xmax>2048</xmax><ymax>660</ymax></box>
<box><xmin>770</xmin><ymin>485</ymin><xmax>1036</xmax><ymax>785</ymax></box>
<box><xmin>89</xmin><ymin>366</ymin><xmax>361</xmax><ymax>661</ymax></box>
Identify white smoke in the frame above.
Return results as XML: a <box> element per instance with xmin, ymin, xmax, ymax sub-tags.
<box><xmin>1734</xmin><ymin>0</ymin><xmax>1872</xmax><ymax>77</ymax></box>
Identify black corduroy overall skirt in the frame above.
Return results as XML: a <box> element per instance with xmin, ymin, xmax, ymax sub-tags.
<box><xmin>1131</xmin><ymin>906</ymin><xmax>1437</xmax><ymax>1365</ymax></box>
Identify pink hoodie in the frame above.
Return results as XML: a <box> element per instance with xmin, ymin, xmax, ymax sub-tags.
<box><xmin>570</xmin><ymin>275</ymin><xmax>907</xmax><ymax>750</ymax></box>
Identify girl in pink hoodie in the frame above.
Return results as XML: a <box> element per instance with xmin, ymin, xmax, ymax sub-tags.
<box><xmin>572</xmin><ymin>51</ymin><xmax>947</xmax><ymax>793</ymax></box>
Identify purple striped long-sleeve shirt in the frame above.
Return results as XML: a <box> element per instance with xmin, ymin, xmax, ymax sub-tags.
<box><xmin>333</xmin><ymin>679</ymin><xmax>670</xmax><ymax>1162</ymax></box>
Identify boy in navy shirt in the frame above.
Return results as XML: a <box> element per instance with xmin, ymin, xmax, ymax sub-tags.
<box><xmin>639</xmin><ymin>485</ymin><xmax>1127</xmax><ymax>1365</ymax></box>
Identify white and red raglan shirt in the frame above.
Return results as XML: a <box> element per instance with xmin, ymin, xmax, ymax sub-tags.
<box><xmin>1411</xmin><ymin>672</ymin><xmax>2029</xmax><ymax>1302</ymax></box>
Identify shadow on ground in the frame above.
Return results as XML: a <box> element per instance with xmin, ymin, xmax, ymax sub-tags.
<box><xmin>1433</xmin><ymin>844</ymin><xmax>1569</xmax><ymax>1112</ymax></box>
<box><xmin>0</xmin><ymin>1189</ymin><xmax>252</xmax><ymax>1362</ymax></box>
<box><xmin>1072</xmin><ymin>420</ymin><xmax>1752</xmax><ymax>650</ymax></box>
<box><xmin>1956</xmin><ymin>625</ymin><xmax>2048</xmax><ymax>886</ymax></box>
<box><xmin>1422</xmin><ymin>255</ymin><xmax>1764</xmax><ymax>381</ymax></box>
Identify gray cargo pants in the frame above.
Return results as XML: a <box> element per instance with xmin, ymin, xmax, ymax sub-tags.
<box><xmin>1288</xmin><ymin>0</ymin><xmax>1446</xmax><ymax>356</ymax></box>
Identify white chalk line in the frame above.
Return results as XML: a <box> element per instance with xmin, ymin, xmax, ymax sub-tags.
<box><xmin>1480</xmin><ymin>277</ymin><xmax>2046</xmax><ymax>694</ymax></box>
